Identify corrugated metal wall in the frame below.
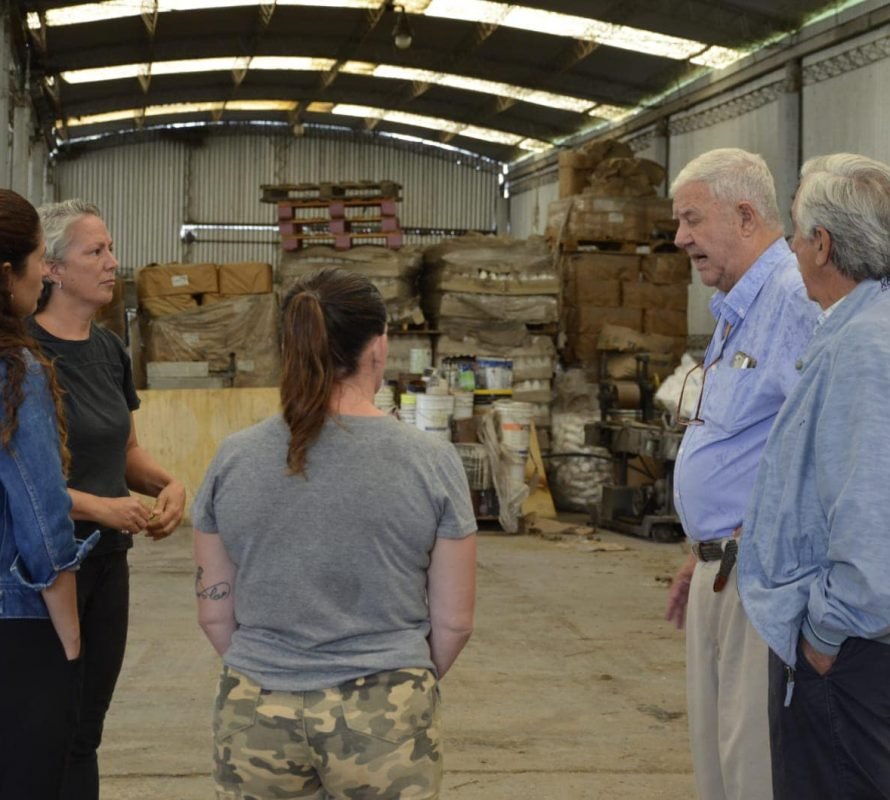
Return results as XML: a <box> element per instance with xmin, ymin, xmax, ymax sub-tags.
<box><xmin>508</xmin><ymin>180</ymin><xmax>558</xmax><ymax>239</ymax></box>
<box><xmin>52</xmin><ymin>132</ymin><xmax>499</xmax><ymax>276</ymax></box>
<box><xmin>802</xmin><ymin>23</ymin><xmax>890</xmax><ymax>162</ymax></box>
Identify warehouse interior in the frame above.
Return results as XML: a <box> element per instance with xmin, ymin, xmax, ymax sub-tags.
<box><xmin>5</xmin><ymin>0</ymin><xmax>890</xmax><ymax>797</ymax></box>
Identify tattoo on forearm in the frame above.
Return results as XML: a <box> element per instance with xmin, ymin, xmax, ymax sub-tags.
<box><xmin>195</xmin><ymin>565</ymin><xmax>231</xmax><ymax>601</ymax></box>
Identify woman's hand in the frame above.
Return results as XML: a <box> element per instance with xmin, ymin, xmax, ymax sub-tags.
<box><xmin>99</xmin><ymin>496</ymin><xmax>153</xmax><ymax>534</ymax></box>
<box><xmin>144</xmin><ymin>479</ymin><xmax>186</xmax><ymax>541</ymax></box>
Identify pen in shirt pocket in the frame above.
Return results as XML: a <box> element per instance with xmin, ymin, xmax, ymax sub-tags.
<box><xmin>730</xmin><ymin>351</ymin><xmax>757</xmax><ymax>369</ymax></box>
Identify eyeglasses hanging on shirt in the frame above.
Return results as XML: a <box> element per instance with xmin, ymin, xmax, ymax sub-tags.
<box><xmin>675</xmin><ymin>320</ymin><xmax>757</xmax><ymax>427</ymax></box>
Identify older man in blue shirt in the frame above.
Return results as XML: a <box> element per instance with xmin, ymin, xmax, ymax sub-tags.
<box><xmin>664</xmin><ymin>148</ymin><xmax>818</xmax><ymax>800</ymax></box>
<box><xmin>739</xmin><ymin>154</ymin><xmax>890</xmax><ymax>800</ymax></box>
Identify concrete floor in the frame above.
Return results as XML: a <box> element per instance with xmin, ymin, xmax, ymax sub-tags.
<box><xmin>99</xmin><ymin>525</ymin><xmax>693</xmax><ymax>799</ymax></box>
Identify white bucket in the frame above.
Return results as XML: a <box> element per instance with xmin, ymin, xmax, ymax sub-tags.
<box><xmin>416</xmin><ymin>394</ymin><xmax>455</xmax><ymax>440</ymax></box>
<box><xmin>497</xmin><ymin>400</ymin><xmax>534</xmax><ymax>454</ymax></box>
<box><xmin>452</xmin><ymin>391</ymin><xmax>474</xmax><ymax>420</ymax></box>
<box><xmin>400</xmin><ymin>393</ymin><xmax>417</xmax><ymax>424</ymax></box>
<box><xmin>409</xmin><ymin>347</ymin><xmax>433</xmax><ymax>373</ymax></box>
<box><xmin>477</xmin><ymin>357</ymin><xmax>513</xmax><ymax>390</ymax></box>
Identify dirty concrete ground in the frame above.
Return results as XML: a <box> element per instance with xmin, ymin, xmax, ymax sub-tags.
<box><xmin>99</xmin><ymin>526</ymin><xmax>693</xmax><ymax>799</ymax></box>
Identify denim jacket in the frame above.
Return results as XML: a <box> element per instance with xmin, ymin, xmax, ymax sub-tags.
<box><xmin>0</xmin><ymin>350</ymin><xmax>97</xmax><ymax>619</ymax></box>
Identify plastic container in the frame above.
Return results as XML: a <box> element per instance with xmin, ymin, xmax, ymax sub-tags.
<box><xmin>476</xmin><ymin>357</ymin><xmax>513</xmax><ymax>390</ymax></box>
<box><xmin>415</xmin><ymin>394</ymin><xmax>455</xmax><ymax>440</ymax></box>
<box><xmin>497</xmin><ymin>400</ymin><xmax>535</xmax><ymax>455</ymax></box>
<box><xmin>452</xmin><ymin>391</ymin><xmax>474</xmax><ymax>421</ymax></box>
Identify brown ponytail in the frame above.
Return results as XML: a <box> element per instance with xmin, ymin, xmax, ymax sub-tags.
<box><xmin>280</xmin><ymin>268</ymin><xmax>386</xmax><ymax>476</ymax></box>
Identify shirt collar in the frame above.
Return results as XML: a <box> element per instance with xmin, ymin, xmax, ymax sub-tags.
<box><xmin>708</xmin><ymin>236</ymin><xmax>790</xmax><ymax>328</ymax></box>
<box><xmin>816</xmin><ymin>294</ymin><xmax>847</xmax><ymax>326</ymax></box>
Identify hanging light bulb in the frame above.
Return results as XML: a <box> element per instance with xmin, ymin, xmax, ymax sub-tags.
<box><xmin>391</xmin><ymin>4</ymin><xmax>413</xmax><ymax>50</ymax></box>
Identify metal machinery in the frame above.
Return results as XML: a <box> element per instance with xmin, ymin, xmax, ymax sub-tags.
<box><xmin>584</xmin><ymin>354</ymin><xmax>685</xmax><ymax>543</ymax></box>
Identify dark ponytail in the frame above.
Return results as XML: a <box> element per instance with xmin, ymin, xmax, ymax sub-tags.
<box><xmin>280</xmin><ymin>268</ymin><xmax>386</xmax><ymax>476</ymax></box>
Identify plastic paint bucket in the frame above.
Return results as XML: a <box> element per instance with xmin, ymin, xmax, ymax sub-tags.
<box><xmin>497</xmin><ymin>400</ymin><xmax>534</xmax><ymax>454</ymax></box>
<box><xmin>399</xmin><ymin>393</ymin><xmax>417</xmax><ymax>425</ymax></box>
<box><xmin>452</xmin><ymin>391</ymin><xmax>474</xmax><ymax>420</ymax></box>
<box><xmin>415</xmin><ymin>394</ymin><xmax>455</xmax><ymax>440</ymax></box>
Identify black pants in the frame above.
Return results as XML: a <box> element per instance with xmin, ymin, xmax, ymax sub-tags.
<box><xmin>769</xmin><ymin>637</ymin><xmax>890</xmax><ymax>800</ymax></box>
<box><xmin>62</xmin><ymin>551</ymin><xmax>130</xmax><ymax>800</ymax></box>
<box><xmin>0</xmin><ymin>618</ymin><xmax>80</xmax><ymax>799</ymax></box>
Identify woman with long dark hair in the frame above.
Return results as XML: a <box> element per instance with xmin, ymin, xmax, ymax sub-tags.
<box><xmin>0</xmin><ymin>189</ymin><xmax>97</xmax><ymax>797</ymax></box>
<box><xmin>193</xmin><ymin>267</ymin><xmax>477</xmax><ymax>799</ymax></box>
<box><xmin>28</xmin><ymin>199</ymin><xmax>186</xmax><ymax>800</ymax></box>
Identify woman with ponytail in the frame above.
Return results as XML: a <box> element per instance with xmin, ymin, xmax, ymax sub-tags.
<box><xmin>193</xmin><ymin>267</ymin><xmax>476</xmax><ymax>800</ymax></box>
<box><xmin>0</xmin><ymin>189</ymin><xmax>97</xmax><ymax>797</ymax></box>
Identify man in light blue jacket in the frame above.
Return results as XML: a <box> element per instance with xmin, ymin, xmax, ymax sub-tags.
<box><xmin>739</xmin><ymin>153</ymin><xmax>890</xmax><ymax>799</ymax></box>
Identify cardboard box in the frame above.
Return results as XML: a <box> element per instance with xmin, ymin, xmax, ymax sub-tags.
<box><xmin>597</xmin><ymin>324</ymin><xmax>676</xmax><ymax>354</ymax></box>
<box><xmin>217</xmin><ymin>262</ymin><xmax>273</xmax><ymax>295</ymax></box>
<box><xmin>643</xmin><ymin>308</ymin><xmax>687</xmax><ymax>337</ymax></box>
<box><xmin>641</xmin><ymin>252</ymin><xmax>691</xmax><ymax>285</ymax></box>
<box><xmin>562</xmin><ymin>252</ymin><xmax>641</xmax><ymax>282</ymax></box>
<box><xmin>141</xmin><ymin>295</ymin><xmax>199</xmax><ymax>317</ymax></box>
<box><xmin>622</xmin><ymin>281</ymin><xmax>688</xmax><ymax>311</ymax></box>
<box><xmin>569</xmin><ymin>278</ymin><xmax>622</xmax><ymax>308</ymax></box>
<box><xmin>137</xmin><ymin>263</ymin><xmax>218</xmax><ymax>298</ymax></box>
<box><xmin>547</xmin><ymin>196</ymin><xmax>676</xmax><ymax>243</ymax></box>
<box><xmin>570</xmin><ymin>306</ymin><xmax>643</xmax><ymax>336</ymax></box>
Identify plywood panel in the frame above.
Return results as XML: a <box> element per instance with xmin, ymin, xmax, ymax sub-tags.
<box><xmin>133</xmin><ymin>387</ymin><xmax>279</xmax><ymax>521</ymax></box>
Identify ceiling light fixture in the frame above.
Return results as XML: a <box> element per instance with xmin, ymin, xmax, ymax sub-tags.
<box><xmin>387</xmin><ymin>2</ymin><xmax>414</xmax><ymax>50</ymax></box>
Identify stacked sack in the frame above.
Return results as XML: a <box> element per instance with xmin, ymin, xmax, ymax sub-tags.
<box><xmin>278</xmin><ymin>244</ymin><xmax>424</xmax><ymax>327</ymax></box>
<box><xmin>421</xmin><ymin>234</ymin><xmax>559</xmax><ymax>331</ymax></box>
<box><xmin>138</xmin><ymin>261</ymin><xmax>279</xmax><ymax>387</ymax></box>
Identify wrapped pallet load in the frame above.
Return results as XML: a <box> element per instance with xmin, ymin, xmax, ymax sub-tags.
<box><xmin>136</xmin><ymin>262</ymin><xmax>218</xmax><ymax>317</ymax></box>
<box><xmin>422</xmin><ymin>234</ymin><xmax>559</xmax><ymax>330</ymax></box>
<box><xmin>277</xmin><ymin>245</ymin><xmax>424</xmax><ymax>327</ymax></box>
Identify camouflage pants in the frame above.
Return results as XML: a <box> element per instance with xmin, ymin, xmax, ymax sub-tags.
<box><xmin>212</xmin><ymin>666</ymin><xmax>442</xmax><ymax>799</ymax></box>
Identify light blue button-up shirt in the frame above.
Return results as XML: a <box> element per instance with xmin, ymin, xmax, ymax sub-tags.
<box><xmin>672</xmin><ymin>237</ymin><xmax>818</xmax><ymax>542</ymax></box>
<box><xmin>740</xmin><ymin>279</ymin><xmax>890</xmax><ymax>667</ymax></box>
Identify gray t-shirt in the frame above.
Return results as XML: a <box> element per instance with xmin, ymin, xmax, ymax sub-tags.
<box><xmin>192</xmin><ymin>413</ymin><xmax>476</xmax><ymax>691</ymax></box>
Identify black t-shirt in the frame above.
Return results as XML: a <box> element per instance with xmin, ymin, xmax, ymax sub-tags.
<box><xmin>27</xmin><ymin>318</ymin><xmax>140</xmax><ymax>555</ymax></box>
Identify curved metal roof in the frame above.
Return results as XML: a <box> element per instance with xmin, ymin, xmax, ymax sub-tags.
<box><xmin>16</xmin><ymin>0</ymin><xmax>846</xmax><ymax>162</ymax></box>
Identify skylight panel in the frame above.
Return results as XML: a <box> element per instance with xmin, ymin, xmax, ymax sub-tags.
<box><xmin>61</xmin><ymin>65</ymin><xmax>142</xmax><ymax>84</ymax></box>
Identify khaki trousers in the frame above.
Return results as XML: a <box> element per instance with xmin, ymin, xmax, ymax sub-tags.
<box><xmin>685</xmin><ymin>560</ymin><xmax>773</xmax><ymax>800</ymax></box>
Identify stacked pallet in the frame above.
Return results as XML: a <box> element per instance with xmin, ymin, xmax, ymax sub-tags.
<box><xmin>137</xmin><ymin>261</ymin><xmax>279</xmax><ymax>388</ymax></box>
<box><xmin>262</xmin><ymin>181</ymin><xmax>403</xmax><ymax>251</ymax></box>
<box><xmin>547</xmin><ymin>139</ymin><xmax>689</xmax><ymax>375</ymax></box>
<box><xmin>278</xmin><ymin>243</ymin><xmax>428</xmax><ymax>379</ymax></box>
<box><xmin>561</xmin><ymin>248</ymin><xmax>690</xmax><ymax>375</ymax></box>
<box><xmin>422</xmin><ymin>234</ymin><xmax>560</xmax><ymax>448</ymax></box>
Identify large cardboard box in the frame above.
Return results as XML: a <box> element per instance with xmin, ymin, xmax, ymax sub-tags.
<box><xmin>622</xmin><ymin>281</ymin><xmax>688</xmax><ymax>311</ymax></box>
<box><xmin>144</xmin><ymin>294</ymin><xmax>280</xmax><ymax>387</ymax></box>
<box><xmin>217</xmin><ymin>262</ymin><xmax>273</xmax><ymax>295</ymax></box>
<box><xmin>547</xmin><ymin>196</ymin><xmax>676</xmax><ymax>243</ymax></box>
<box><xmin>641</xmin><ymin>252</ymin><xmax>691</xmax><ymax>284</ymax></box>
<box><xmin>142</xmin><ymin>295</ymin><xmax>199</xmax><ymax>317</ymax></box>
<box><xmin>562</xmin><ymin>252</ymin><xmax>641</xmax><ymax>282</ymax></box>
<box><xmin>570</xmin><ymin>306</ymin><xmax>643</xmax><ymax>336</ymax></box>
<box><xmin>137</xmin><ymin>263</ymin><xmax>218</xmax><ymax>298</ymax></box>
<box><xmin>643</xmin><ymin>308</ymin><xmax>687</xmax><ymax>337</ymax></box>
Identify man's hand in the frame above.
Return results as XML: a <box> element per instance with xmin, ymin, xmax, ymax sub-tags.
<box><xmin>801</xmin><ymin>636</ymin><xmax>836</xmax><ymax>676</ymax></box>
<box><xmin>665</xmin><ymin>553</ymin><xmax>697</xmax><ymax>630</ymax></box>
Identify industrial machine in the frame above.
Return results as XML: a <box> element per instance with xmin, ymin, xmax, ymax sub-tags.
<box><xmin>585</xmin><ymin>354</ymin><xmax>685</xmax><ymax>543</ymax></box>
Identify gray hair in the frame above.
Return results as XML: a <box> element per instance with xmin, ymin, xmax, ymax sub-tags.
<box><xmin>38</xmin><ymin>199</ymin><xmax>102</xmax><ymax>263</ymax></box>
<box><xmin>671</xmin><ymin>148</ymin><xmax>782</xmax><ymax>228</ymax></box>
<box><xmin>796</xmin><ymin>154</ymin><xmax>890</xmax><ymax>282</ymax></box>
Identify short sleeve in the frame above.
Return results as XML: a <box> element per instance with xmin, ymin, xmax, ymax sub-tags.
<box><xmin>191</xmin><ymin>447</ymin><xmax>223</xmax><ymax>533</ymax></box>
<box><xmin>433</xmin><ymin>442</ymin><xmax>477</xmax><ymax>540</ymax></box>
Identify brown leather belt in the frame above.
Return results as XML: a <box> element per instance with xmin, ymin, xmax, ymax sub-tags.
<box><xmin>692</xmin><ymin>537</ymin><xmax>739</xmax><ymax>593</ymax></box>
<box><xmin>692</xmin><ymin>539</ymin><xmax>730</xmax><ymax>562</ymax></box>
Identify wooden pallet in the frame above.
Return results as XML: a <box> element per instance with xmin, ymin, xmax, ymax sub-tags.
<box><xmin>278</xmin><ymin>217</ymin><xmax>401</xmax><ymax>236</ymax></box>
<box><xmin>261</xmin><ymin>180</ymin><xmax>402</xmax><ymax>204</ymax></box>
<box><xmin>281</xmin><ymin>231</ymin><xmax>403</xmax><ymax>251</ymax></box>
